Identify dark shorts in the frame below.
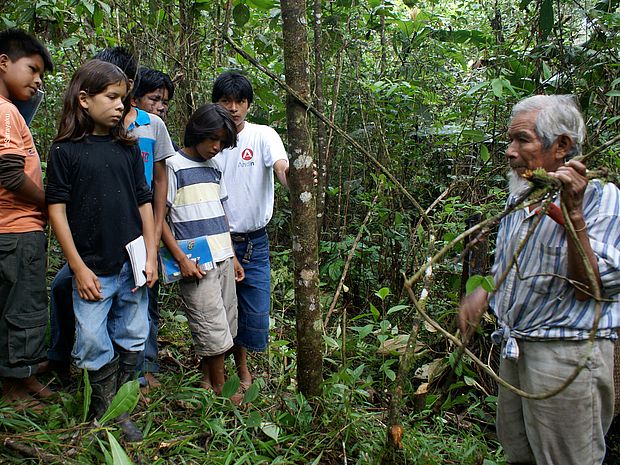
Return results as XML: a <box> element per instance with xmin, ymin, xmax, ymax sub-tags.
<box><xmin>0</xmin><ymin>231</ymin><xmax>48</xmax><ymax>378</ymax></box>
<box><xmin>231</xmin><ymin>229</ymin><xmax>271</xmax><ymax>352</ymax></box>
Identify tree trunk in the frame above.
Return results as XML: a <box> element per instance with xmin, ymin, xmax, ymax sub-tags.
<box><xmin>312</xmin><ymin>0</ymin><xmax>328</xmax><ymax>235</ymax></box>
<box><xmin>281</xmin><ymin>0</ymin><xmax>323</xmax><ymax>397</ymax></box>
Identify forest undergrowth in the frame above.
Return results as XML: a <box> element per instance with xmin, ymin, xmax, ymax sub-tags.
<box><xmin>0</xmin><ymin>247</ymin><xmax>507</xmax><ymax>465</ymax></box>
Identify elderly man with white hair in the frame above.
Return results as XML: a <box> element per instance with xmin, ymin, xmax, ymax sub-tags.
<box><xmin>458</xmin><ymin>94</ymin><xmax>620</xmax><ymax>465</ymax></box>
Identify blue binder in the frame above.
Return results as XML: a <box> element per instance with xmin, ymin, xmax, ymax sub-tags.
<box><xmin>159</xmin><ymin>236</ymin><xmax>216</xmax><ymax>284</ymax></box>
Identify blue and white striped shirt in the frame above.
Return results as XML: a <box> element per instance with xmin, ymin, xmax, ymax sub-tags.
<box><xmin>166</xmin><ymin>150</ymin><xmax>234</xmax><ymax>263</ymax></box>
<box><xmin>489</xmin><ymin>180</ymin><xmax>620</xmax><ymax>357</ymax></box>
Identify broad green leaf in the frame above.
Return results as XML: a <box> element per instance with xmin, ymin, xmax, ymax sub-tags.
<box><xmin>243</xmin><ymin>382</ymin><xmax>260</xmax><ymax>404</ymax></box>
<box><xmin>247</xmin><ymin>0</ymin><xmax>276</xmax><ymax>9</ymax></box>
<box><xmin>491</xmin><ymin>78</ymin><xmax>503</xmax><ymax>97</ymax></box>
<box><xmin>245</xmin><ymin>411</ymin><xmax>262</xmax><ymax>428</ymax></box>
<box><xmin>100</xmin><ymin>380</ymin><xmax>139</xmax><ymax>424</ymax></box>
<box><xmin>351</xmin><ymin>324</ymin><xmax>374</xmax><ymax>339</ymax></box>
<box><xmin>93</xmin><ymin>7</ymin><xmax>103</xmax><ymax>28</ymax></box>
<box><xmin>222</xmin><ymin>374</ymin><xmax>241</xmax><ymax>399</ymax></box>
<box><xmin>539</xmin><ymin>0</ymin><xmax>554</xmax><ymax>38</ymax></box>
<box><xmin>352</xmin><ymin>364</ymin><xmax>365</xmax><ymax>380</ymax></box>
<box><xmin>83</xmin><ymin>368</ymin><xmax>92</xmax><ymax>422</ymax></box>
<box><xmin>464</xmin><ymin>375</ymin><xmax>476</xmax><ymax>386</ymax></box>
<box><xmin>466</xmin><ymin>81</ymin><xmax>489</xmax><ymax>96</ymax></box>
<box><xmin>481</xmin><ymin>275</ymin><xmax>495</xmax><ymax>292</ymax></box>
<box><xmin>465</xmin><ymin>275</ymin><xmax>484</xmax><ymax>295</ymax></box>
<box><xmin>480</xmin><ymin>144</ymin><xmax>490</xmax><ymax>163</ymax></box>
<box><xmin>174</xmin><ymin>314</ymin><xmax>187</xmax><ymax>323</ymax></box>
<box><xmin>107</xmin><ymin>431</ymin><xmax>135</xmax><ymax>465</ymax></box>
<box><xmin>542</xmin><ymin>61</ymin><xmax>552</xmax><ymax>80</ymax></box>
<box><xmin>233</xmin><ymin>3</ymin><xmax>251</xmax><ymax>27</ymax></box>
<box><xmin>611</xmin><ymin>77</ymin><xmax>620</xmax><ymax>88</ymax></box>
<box><xmin>97</xmin><ymin>437</ymin><xmax>113</xmax><ymax>465</ymax></box>
<box><xmin>375</xmin><ymin>287</ymin><xmax>390</xmax><ymax>300</ymax></box>
<box><xmin>97</xmin><ymin>0</ymin><xmax>111</xmax><ymax>15</ymax></box>
<box><xmin>323</xmin><ymin>335</ymin><xmax>340</xmax><ymax>349</ymax></box>
<box><xmin>387</xmin><ymin>304</ymin><xmax>408</xmax><ymax>315</ymax></box>
<box><xmin>394</xmin><ymin>19</ymin><xmax>416</xmax><ymax>35</ymax></box>
<box><xmin>384</xmin><ymin>368</ymin><xmax>396</xmax><ymax>381</ymax></box>
<box><xmin>369</xmin><ymin>303</ymin><xmax>380</xmax><ymax>321</ymax></box>
<box><xmin>500</xmin><ymin>78</ymin><xmax>519</xmax><ymax>97</ymax></box>
<box><xmin>62</xmin><ymin>36</ymin><xmax>81</xmax><ymax>48</ymax></box>
<box><xmin>82</xmin><ymin>0</ymin><xmax>95</xmax><ymax>15</ymax></box>
<box><xmin>606</xmin><ymin>90</ymin><xmax>620</xmax><ymax>97</ymax></box>
<box><xmin>261</xmin><ymin>421</ymin><xmax>280</xmax><ymax>441</ymax></box>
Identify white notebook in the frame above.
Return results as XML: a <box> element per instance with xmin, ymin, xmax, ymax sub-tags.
<box><xmin>125</xmin><ymin>235</ymin><xmax>147</xmax><ymax>288</ymax></box>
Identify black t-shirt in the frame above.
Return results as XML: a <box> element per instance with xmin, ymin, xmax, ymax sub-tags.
<box><xmin>46</xmin><ymin>135</ymin><xmax>152</xmax><ymax>275</ymax></box>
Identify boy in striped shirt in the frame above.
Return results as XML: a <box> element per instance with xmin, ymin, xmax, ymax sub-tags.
<box><xmin>161</xmin><ymin>104</ymin><xmax>244</xmax><ymax>398</ymax></box>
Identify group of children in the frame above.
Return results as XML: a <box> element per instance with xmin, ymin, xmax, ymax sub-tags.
<box><xmin>0</xmin><ymin>28</ymin><xmax>289</xmax><ymax>442</ymax></box>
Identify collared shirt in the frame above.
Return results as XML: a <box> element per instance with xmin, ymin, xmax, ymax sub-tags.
<box><xmin>489</xmin><ymin>180</ymin><xmax>620</xmax><ymax>354</ymax></box>
<box><xmin>127</xmin><ymin>108</ymin><xmax>175</xmax><ymax>188</ymax></box>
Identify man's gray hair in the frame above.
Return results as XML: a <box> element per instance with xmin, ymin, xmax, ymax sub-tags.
<box><xmin>511</xmin><ymin>94</ymin><xmax>586</xmax><ymax>159</ymax></box>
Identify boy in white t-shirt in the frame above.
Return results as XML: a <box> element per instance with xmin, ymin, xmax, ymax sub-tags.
<box><xmin>211</xmin><ymin>72</ymin><xmax>289</xmax><ymax>388</ymax></box>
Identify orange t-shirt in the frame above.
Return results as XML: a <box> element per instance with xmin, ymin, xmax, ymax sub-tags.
<box><xmin>0</xmin><ymin>95</ymin><xmax>45</xmax><ymax>232</ymax></box>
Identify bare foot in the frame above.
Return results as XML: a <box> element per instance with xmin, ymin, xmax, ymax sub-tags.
<box><xmin>230</xmin><ymin>389</ymin><xmax>244</xmax><ymax>406</ymax></box>
<box><xmin>144</xmin><ymin>372</ymin><xmax>161</xmax><ymax>388</ymax></box>
<box><xmin>35</xmin><ymin>361</ymin><xmax>50</xmax><ymax>374</ymax></box>
<box><xmin>2</xmin><ymin>380</ymin><xmax>44</xmax><ymax>411</ymax></box>
<box><xmin>238</xmin><ymin>369</ymin><xmax>252</xmax><ymax>390</ymax></box>
<box><xmin>199</xmin><ymin>373</ymin><xmax>213</xmax><ymax>391</ymax></box>
<box><xmin>23</xmin><ymin>376</ymin><xmax>54</xmax><ymax>399</ymax></box>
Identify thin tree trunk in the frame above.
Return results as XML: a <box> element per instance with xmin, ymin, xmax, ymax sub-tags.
<box><xmin>313</xmin><ymin>0</ymin><xmax>328</xmax><ymax>235</ymax></box>
<box><xmin>281</xmin><ymin>0</ymin><xmax>323</xmax><ymax>397</ymax></box>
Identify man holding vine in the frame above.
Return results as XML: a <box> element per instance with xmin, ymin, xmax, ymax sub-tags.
<box><xmin>458</xmin><ymin>94</ymin><xmax>620</xmax><ymax>465</ymax></box>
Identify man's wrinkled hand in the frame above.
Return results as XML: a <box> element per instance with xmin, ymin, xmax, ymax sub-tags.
<box><xmin>457</xmin><ymin>287</ymin><xmax>489</xmax><ymax>343</ymax></box>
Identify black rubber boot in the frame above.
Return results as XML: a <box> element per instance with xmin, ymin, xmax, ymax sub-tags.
<box><xmin>88</xmin><ymin>354</ymin><xmax>119</xmax><ymax>420</ymax></box>
<box><xmin>115</xmin><ymin>350</ymin><xmax>143</xmax><ymax>443</ymax></box>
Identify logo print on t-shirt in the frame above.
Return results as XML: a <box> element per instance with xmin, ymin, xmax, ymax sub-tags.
<box><xmin>241</xmin><ymin>148</ymin><xmax>253</xmax><ymax>161</ymax></box>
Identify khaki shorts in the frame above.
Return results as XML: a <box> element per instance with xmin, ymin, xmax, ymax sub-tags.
<box><xmin>179</xmin><ymin>258</ymin><xmax>238</xmax><ymax>357</ymax></box>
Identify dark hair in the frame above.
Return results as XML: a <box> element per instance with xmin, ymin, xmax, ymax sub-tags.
<box><xmin>134</xmin><ymin>67</ymin><xmax>174</xmax><ymax>100</ymax></box>
<box><xmin>211</xmin><ymin>71</ymin><xmax>253</xmax><ymax>104</ymax></box>
<box><xmin>0</xmin><ymin>28</ymin><xmax>53</xmax><ymax>72</ymax></box>
<box><xmin>54</xmin><ymin>59</ymin><xmax>134</xmax><ymax>144</ymax></box>
<box><xmin>183</xmin><ymin>104</ymin><xmax>237</xmax><ymax>149</ymax></box>
<box><xmin>93</xmin><ymin>46</ymin><xmax>139</xmax><ymax>89</ymax></box>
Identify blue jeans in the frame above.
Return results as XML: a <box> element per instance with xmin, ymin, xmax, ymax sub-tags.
<box><xmin>72</xmin><ymin>261</ymin><xmax>149</xmax><ymax>370</ymax></box>
<box><xmin>231</xmin><ymin>230</ymin><xmax>271</xmax><ymax>352</ymax></box>
<box><xmin>136</xmin><ymin>282</ymin><xmax>160</xmax><ymax>378</ymax></box>
<box><xmin>48</xmin><ymin>263</ymin><xmax>73</xmax><ymax>365</ymax></box>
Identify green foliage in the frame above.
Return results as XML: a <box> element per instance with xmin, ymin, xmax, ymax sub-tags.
<box><xmin>99</xmin><ymin>380</ymin><xmax>140</xmax><ymax>424</ymax></box>
<box><xmin>106</xmin><ymin>431</ymin><xmax>135</xmax><ymax>465</ymax></box>
<box><xmin>466</xmin><ymin>274</ymin><xmax>495</xmax><ymax>295</ymax></box>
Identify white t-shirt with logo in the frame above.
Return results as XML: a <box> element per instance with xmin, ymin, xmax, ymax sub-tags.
<box><xmin>213</xmin><ymin>122</ymin><xmax>288</xmax><ymax>233</ymax></box>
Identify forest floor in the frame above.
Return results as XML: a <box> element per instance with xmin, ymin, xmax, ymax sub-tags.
<box><xmin>1</xmin><ymin>285</ymin><xmax>618</xmax><ymax>464</ymax></box>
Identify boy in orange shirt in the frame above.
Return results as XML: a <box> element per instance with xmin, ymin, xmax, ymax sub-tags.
<box><xmin>0</xmin><ymin>29</ymin><xmax>54</xmax><ymax>407</ymax></box>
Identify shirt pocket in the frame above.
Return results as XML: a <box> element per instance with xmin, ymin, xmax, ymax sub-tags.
<box><xmin>530</xmin><ymin>243</ymin><xmax>568</xmax><ymax>297</ymax></box>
